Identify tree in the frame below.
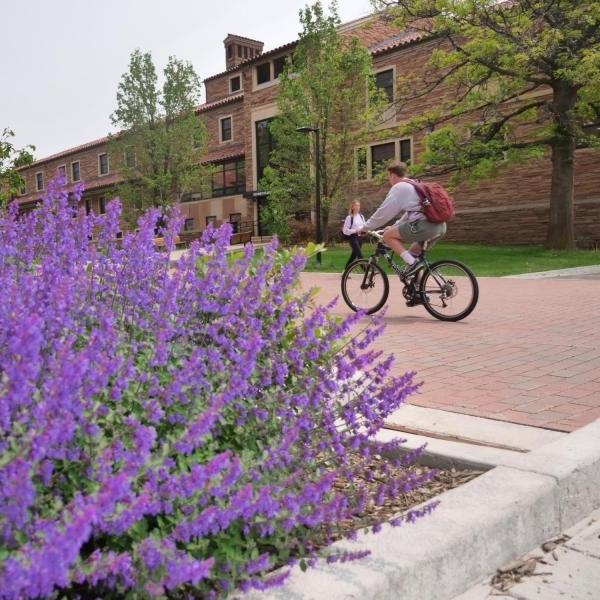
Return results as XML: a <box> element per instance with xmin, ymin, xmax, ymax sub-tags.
<box><xmin>261</xmin><ymin>1</ymin><xmax>387</xmax><ymax>241</ymax></box>
<box><xmin>0</xmin><ymin>129</ymin><xmax>34</xmax><ymax>206</ymax></box>
<box><xmin>110</xmin><ymin>50</ymin><xmax>208</xmax><ymax>222</ymax></box>
<box><xmin>371</xmin><ymin>0</ymin><xmax>600</xmax><ymax>249</ymax></box>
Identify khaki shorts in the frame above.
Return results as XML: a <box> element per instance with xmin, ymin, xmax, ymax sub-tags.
<box><xmin>398</xmin><ymin>218</ymin><xmax>447</xmax><ymax>244</ymax></box>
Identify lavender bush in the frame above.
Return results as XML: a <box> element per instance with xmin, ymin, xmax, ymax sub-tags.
<box><xmin>0</xmin><ymin>178</ymin><xmax>434</xmax><ymax>599</ymax></box>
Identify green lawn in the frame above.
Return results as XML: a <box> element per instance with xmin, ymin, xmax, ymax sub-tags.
<box><xmin>303</xmin><ymin>242</ymin><xmax>600</xmax><ymax>277</ymax></box>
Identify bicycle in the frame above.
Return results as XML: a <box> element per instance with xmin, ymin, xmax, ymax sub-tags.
<box><xmin>340</xmin><ymin>230</ymin><xmax>479</xmax><ymax>321</ymax></box>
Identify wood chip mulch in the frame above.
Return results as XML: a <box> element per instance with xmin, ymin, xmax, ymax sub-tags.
<box><xmin>332</xmin><ymin>453</ymin><xmax>483</xmax><ymax>537</ymax></box>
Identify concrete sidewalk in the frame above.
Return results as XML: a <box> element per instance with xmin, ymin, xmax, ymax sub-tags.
<box><xmin>300</xmin><ymin>272</ymin><xmax>600</xmax><ymax>432</ymax></box>
<box><xmin>455</xmin><ymin>508</ymin><xmax>600</xmax><ymax>599</ymax></box>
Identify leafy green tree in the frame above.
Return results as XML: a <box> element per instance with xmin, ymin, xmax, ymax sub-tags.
<box><xmin>372</xmin><ymin>0</ymin><xmax>600</xmax><ymax>249</ymax></box>
<box><xmin>0</xmin><ymin>128</ymin><xmax>34</xmax><ymax>206</ymax></box>
<box><xmin>261</xmin><ymin>1</ymin><xmax>387</xmax><ymax>241</ymax></box>
<box><xmin>110</xmin><ymin>50</ymin><xmax>208</xmax><ymax>222</ymax></box>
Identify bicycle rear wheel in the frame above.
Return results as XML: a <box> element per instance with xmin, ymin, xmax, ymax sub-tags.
<box><xmin>341</xmin><ymin>259</ymin><xmax>389</xmax><ymax>315</ymax></box>
<box><xmin>419</xmin><ymin>259</ymin><xmax>478</xmax><ymax>321</ymax></box>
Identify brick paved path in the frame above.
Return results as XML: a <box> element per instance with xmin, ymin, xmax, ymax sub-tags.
<box><xmin>300</xmin><ymin>272</ymin><xmax>600</xmax><ymax>432</ymax></box>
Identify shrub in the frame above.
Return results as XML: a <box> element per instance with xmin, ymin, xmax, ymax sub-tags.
<box><xmin>0</xmin><ymin>178</ymin><xmax>434</xmax><ymax>599</ymax></box>
<box><xmin>287</xmin><ymin>218</ymin><xmax>315</xmax><ymax>245</ymax></box>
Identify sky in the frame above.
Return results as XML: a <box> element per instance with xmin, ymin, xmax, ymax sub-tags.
<box><xmin>1</xmin><ymin>0</ymin><xmax>373</xmax><ymax>160</ymax></box>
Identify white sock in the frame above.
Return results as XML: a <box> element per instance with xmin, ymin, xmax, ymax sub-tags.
<box><xmin>401</xmin><ymin>251</ymin><xmax>415</xmax><ymax>265</ymax></box>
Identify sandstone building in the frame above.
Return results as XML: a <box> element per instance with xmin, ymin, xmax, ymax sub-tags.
<box><xmin>15</xmin><ymin>15</ymin><xmax>600</xmax><ymax>246</ymax></box>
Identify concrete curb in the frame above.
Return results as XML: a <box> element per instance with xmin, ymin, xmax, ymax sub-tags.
<box><xmin>246</xmin><ymin>419</ymin><xmax>600</xmax><ymax>600</ymax></box>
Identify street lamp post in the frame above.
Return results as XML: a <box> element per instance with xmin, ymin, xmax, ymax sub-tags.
<box><xmin>296</xmin><ymin>125</ymin><xmax>322</xmax><ymax>265</ymax></box>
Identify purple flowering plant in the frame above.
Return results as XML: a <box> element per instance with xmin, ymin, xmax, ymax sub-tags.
<box><xmin>0</xmin><ymin>177</ymin><xmax>436</xmax><ymax>598</ymax></box>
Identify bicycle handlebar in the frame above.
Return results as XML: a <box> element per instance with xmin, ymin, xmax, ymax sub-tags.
<box><xmin>364</xmin><ymin>229</ymin><xmax>385</xmax><ymax>241</ymax></box>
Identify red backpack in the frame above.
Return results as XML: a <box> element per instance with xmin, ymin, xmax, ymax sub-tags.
<box><xmin>403</xmin><ymin>178</ymin><xmax>455</xmax><ymax>224</ymax></box>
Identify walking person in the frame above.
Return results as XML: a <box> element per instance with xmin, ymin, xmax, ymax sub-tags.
<box><xmin>342</xmin><ymin>201</ymin><xmax>366</xmax><ymax>270</ymax></box>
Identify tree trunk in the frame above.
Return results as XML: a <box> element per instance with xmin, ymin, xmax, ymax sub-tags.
<box><xmin>546</xmin><ymin>82</ymin><xmax>577</xmax><ymax>250</ymax></box>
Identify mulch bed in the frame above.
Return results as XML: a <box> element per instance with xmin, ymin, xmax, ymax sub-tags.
<box><xmin>332</xmin><ymin>452</ymin><xmax>483</xmax><ymax>538</ymax></box>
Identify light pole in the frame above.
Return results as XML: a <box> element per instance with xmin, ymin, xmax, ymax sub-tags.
<box><xmin>296</xmin><ymin>125</ymin><xmax>322</xmax><ymax>265</ymax></box>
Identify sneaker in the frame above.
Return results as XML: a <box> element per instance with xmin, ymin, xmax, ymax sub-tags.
<box><xmin>402</xmin><ymin>258</ymin><xmax>424</xmax><ymax>278</ymax></box>
<box><xmin>405</xmin><ymin>297</ymin><xmax>423</xmax><ymax>307</ymax></box>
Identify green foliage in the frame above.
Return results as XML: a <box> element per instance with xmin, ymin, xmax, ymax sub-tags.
<box><xmin>372</xmin><ymin>0</ymin><xmax>600</xmax><ymax>247</ymax></box>
<box><xmin>109</xmin><ymin>50</ymin><xmax>209</xmax><ymax>224</ymax></box>
<box><xmin>0</xmin><ymin>128</ymin><xmax>34</xmax><ymax>206</ymax></box>
<box><xmin>261</xmin><ymin>1</ymin><xmax>387</xmax><ymax>240</ymax></box>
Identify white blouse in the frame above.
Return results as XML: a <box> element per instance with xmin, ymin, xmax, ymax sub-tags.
<box><xmin>342</xmin><ymin>213</ymin><xmax>367</xmax><ymax>236</ymax></box>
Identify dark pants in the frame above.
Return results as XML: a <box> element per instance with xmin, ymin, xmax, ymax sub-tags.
<box><xmin>345</xmin><ymin>235</ymin><xmax>363</xmax><ymax>269</ymax></box>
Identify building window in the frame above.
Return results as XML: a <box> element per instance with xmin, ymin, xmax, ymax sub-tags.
<box><xmin>58</xmin><ymin>164</ymin><xmax>67</xmax><ymax>179</ymax></box>
<box><xmin>206</xmin><ymin>215</ymin><xmax>216</xmax><ymax>227</ymax></box>
<box><xmin>99</xmin><ymin>196</ymin><xmax>106</xmax><ymax>214</ymax></box>
<box><xmin>375</xmin><ymin>69</ymin><xmax>394</xmax><ymax>104</ymax></box>
<box><xmin>227</xmin><ymin>45</ymin><xmax>232</xmax><ymax>59</ymax></box>
<box><xmin>36</xmin><ymin>172</ymin><xmax>44</xmax><ymax>191</ymax></box>
<box><xmin>256</xmin><ymin>62</ymin><xmax>271</xmax><ymax>85</ymax></box>
<box><xmin>255</xmin><ymin>118</ymin><xmax>275</xmax><ymax>183</ymax></box>
<box><xmin>85</xmin><ymin>198</ymin><xmax>92</xmax><ymax>215</ymax></box>
<box><xmin>71</xmin><ymin>161</ymin><xmax>80</xmax><ymax>182</ymax></box>
<box><xmin>220</xmin><ymin>116</ymin><xmax>232</xmax><ymax>142</ymax></box>
<box><xmin>184</xmin><ymin>217</ymin><xmax>195</xmax><ymax>231</ymax></box>
<box><xmin>98</xmin><ymin>153</ymin><xmax>109</xmax><ymax>176</ymax></box>
<box><xmin>19</xmin><ymin>180</ymin><xmax>26</xmax><ymax>195</ymax></box>
<box><xmin>371</xmin><ymin>142</ymin><xmax>396</xmax><ymax>176</ymax></box>
<box><xmin>273</xmin><ymin>56</ymin><xmax>287</xmax><ymax>78</ymax></box>
<box><xmin>211</xmin><ymin>159</ymin><xmax>245</xmax><ymax>197</ymax></box>
<box><xmin>229</xmin><ymin>212</ymin><xmax>242</xmax><ymax>233</ymax></box>
<box><xmin>230</xmin><ymin>75</ymin><xmax>241</xmax><ymax>93</ymax></box>
<box><xmin>400</xmin><ymin>138</ymin><xmax>412</xmax><ymax>164</ymax></box>
<box><xmin>356</xmin><ymin>147</ymin><xmax>368</xmax><ymax>180</ymax></box>
<box><xmin>356</xmin><ymin>138</ymin><xmax>412</xmax><ymax>180</ymax></box>
<box><xmin>124</xmin><ymin>148</ymin><xmax>136</xmax><ymax>168</ymax></box>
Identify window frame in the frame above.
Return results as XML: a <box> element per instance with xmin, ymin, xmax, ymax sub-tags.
<box><xmin>57</xmin><ymin>164</ymin><xmax>67</xmax><ymax>180</ymax></box>
<box><xmin>255</xmin><ymin>62</ymin><xmax>271</xmax><ymax>86</ymax></box>
<box><xmin>219</xmin><ymin>115</ymin><xmax>233</xmax><ymax>143</ymax></box>
<box><xmin>229</xmin><ymin>74</ymin><xmax>242</xmax><ymax>94</ymax></box>
<box><xmin>373</xmin><ymin>66</ymin><xmax>396</xmax><ymax>105</ymax></box>
<box><xmin>205</xmin><ymin>215</ymin><xmax>217</xmax><ymax>227</ymax></box>
<box><xmin>35</xmin><ymin>171</ymin><xmax>44</xmax><ymax>191</ymax></box>
<box><xmin>99</xmin><ymin>196</ymin><xmax>106</xmax><ymax>214</ymax></box>
<box><xmin>354</xmin><ymin>137</ymin><xmax>413</xmax><ymax>180</ymax></box>
<box><xmin>210</xmin><ymin>159</ymin><xmax>245</xmax><ymax>197</ymax></box>
<box><xmin>71</xmin><ymin>160</ymin><xmax>81</xmax><ymax>182</ymax></box>
<box><xmin>98</xmin><ymin>152</ymin><xmax>109</xmax><ymax>176</ymax></box>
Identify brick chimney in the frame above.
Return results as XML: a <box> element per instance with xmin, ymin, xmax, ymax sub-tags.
<box><xmin>224</xmin><ymin>34</ymin><xmax>264</xmax><ymax>70</ymax></box>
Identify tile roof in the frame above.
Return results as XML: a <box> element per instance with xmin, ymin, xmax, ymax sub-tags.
<box><xmin>21</xmin><ymin>135</ymin><xmax>109</xmax><ymax>169</ymax></box>
<box><xmin>203</xmin><ymin>41</ymin><xmax>297</xmax><ymax>83</ymax></box>
<box><xmin>370</xmin><ymin>29</ymin><xmax>426</xmax><ymax>55</ymax></box>
<box><xmin>202</xmin><ymin>145</ymin><xmax>245</xmax><ymax>164</ymax></box>
<box><xmin>195</xmin><ymin>93</ymin><xmax>244</xmax><ymax>113</ymax></box>
<box><xmin>224</xmin><ymin>33</ymin><xmax>264</xmax><ymax>45</ymax></box>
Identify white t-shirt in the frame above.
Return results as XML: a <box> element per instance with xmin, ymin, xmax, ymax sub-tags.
<box><xmin>364</xmin><ymin>181</ymin><xmax>423</xmax><ymax>230</ymax></box>
<box><xmin>342</xmin><ymin>213</ymin><xmax>367</xmax><ymax>236</ymax></box>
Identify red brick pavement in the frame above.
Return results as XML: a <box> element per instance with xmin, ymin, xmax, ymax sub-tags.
<box><xmin>300</xmin><ymin>272</ymin><xmax>600</xmax><ymax>432</ymax></box>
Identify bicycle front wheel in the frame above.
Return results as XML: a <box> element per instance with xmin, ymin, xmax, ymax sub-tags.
<box><xmin>341</xmin><ymin>259</ymin><xmax>389</xmax><ymax>315</ymax></box>
<box><xmin>419</xmin><ymin>260</ymin><xmax>478</xmax><ymax>321</ymax></box>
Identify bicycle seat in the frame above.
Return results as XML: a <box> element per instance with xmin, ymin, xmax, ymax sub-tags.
<box><xmin>423</xmin><ymin>235</ymin><xmax>442</xmax><ymax>251</ymax></box>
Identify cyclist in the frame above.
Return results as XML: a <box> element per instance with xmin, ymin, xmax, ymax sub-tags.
<box><xmin>358</xmin><ymin>161</ymin><xmax>447</xmax><ymax>276</ymax></box>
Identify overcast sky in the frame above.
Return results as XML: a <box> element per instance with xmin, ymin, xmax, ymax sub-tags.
<box><xmin>1</xmin><ymin>0</ymin><xmax>373</xmax><ymax>160</ymax></box>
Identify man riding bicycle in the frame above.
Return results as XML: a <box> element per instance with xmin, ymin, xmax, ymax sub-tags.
<box><xmin>358</xmin><ymin>161</ymin><xmax>447</xmax><ymax>278</ymax></box>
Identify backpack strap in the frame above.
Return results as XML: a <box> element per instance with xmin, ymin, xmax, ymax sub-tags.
<box><xmin>401</xmin><ymin>178</ymin><xmax>426</xmax><ymax>200</ymax></box>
